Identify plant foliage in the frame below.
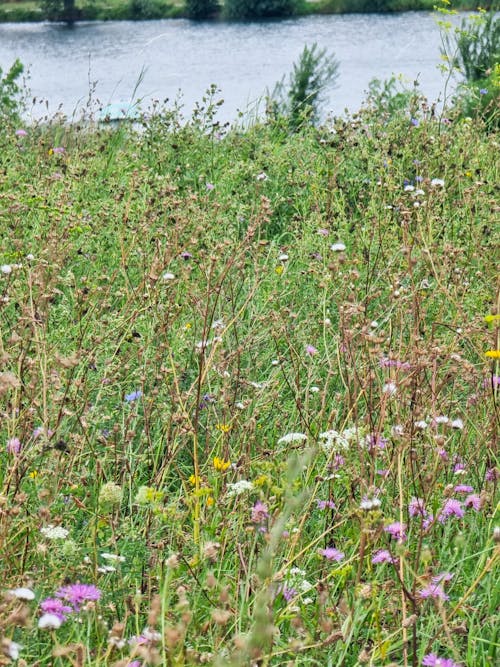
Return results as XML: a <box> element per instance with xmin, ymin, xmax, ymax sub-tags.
<box><xmin>224</xmin><ymin>0</ymin><xmax>298</xmax><ymax>20</ymax></box>
<box><xmin>0</xmin><ymin>59</ymin><xmax>24</xmax><ymax>120</ymax></box>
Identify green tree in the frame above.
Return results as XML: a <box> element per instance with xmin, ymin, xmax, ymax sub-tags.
<box><xmin>268</xmin><ymin>43</ymin><xmax>339</xmax><ymax>128</ymax></box>
<box><xmin>186</xmin><ymin>0</ymin><xmax>219</xmax><ymax>19</ymax></box>
<box><xmin>224</xmin><ymin>0</ymin><xmax>297</xmax><ymax>20</ymax></box>
<box><xmin>40</xmin><ymin>0</ymin><xmax>78</xmax><ymax>24</ymax></box>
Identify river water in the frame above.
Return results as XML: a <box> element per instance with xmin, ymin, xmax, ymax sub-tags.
<box><xmin>0</xmin><ymin>12</ymin><xmax>459</xmax><ymax>122</ymax></box>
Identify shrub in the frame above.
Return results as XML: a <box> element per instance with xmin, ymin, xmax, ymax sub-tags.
<box><xmin>0</xmin><ymin>59</ymin><xmax>24</xmax><ymax>120</ymax></box>
<box><xmin>224</xmin><ymin>0</ymin><xmax>298</xmax><ymax>20</ymax></box>
<box><xmin>446</xmin><ymin>11</ymin><xmax>500</xmax><ymax>82</ymax></box>
<box><xmin>268</xmin><ymin>43</ymin><xmax>339</xmax><ymax>128</ymax></box>
<box><xmin>185</xmin><ymin>0</ymin><xmax>219</xmax><ymax>19</ymax></box>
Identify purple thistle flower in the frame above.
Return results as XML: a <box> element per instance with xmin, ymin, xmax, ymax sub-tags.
<box><xmin>279</xmin><ymin>585</ymin><xmax>297</xmax><ymax>602</ymax></box>
<box><xmin>15</xmin><ymin>129</ymin><xmax>27</xmax><ymax>137</ymax></box>
<box><xmin>431</xmin><ymin>572</ymin><xmax>454</xmax><ymax>584</ymax></box>
<box><xmin>205</xmin><ymin>183</ymin><xmax>215</xmax><ymax>191</ymax></box>
<box><xmin>6</xmin><ymin>437</ymin><xmax>21</xmax><ymax>455</ymax></box>
<box><xmin>464</xmin><ymin>493</ymin><xmax>481</xmax><ymax>511</ymax></box>
<box><xmin>422</xmin><ymin>653</ymin><xmax>462</xmax><ymax>667</ymax></box>
<box><xmin>319</xmin><ymin>547</ymin><xmax>344</xmax><ymax>562</ymax></box>
<box><xmin>40</xmin><ymin>597</ymin><xmax>73</xmax><ymax>621</ymax></box>
<box><xmin>409</xmin><ymin>497</ymin><xmax>427</xmax><ymax>518</ymax></box>
<box><xmin>251</xmin><ymin>501</ymin><xmax>269</xmax><ymax>524</ymax></box>
<box><xmin>305</xmin><ymin>344</ymin><xmax>318</xmax><ymax>356</ymax></box>
<box><xmin>438</xmin><ymin>498</ymin><xmax>464</xmax><ymax>523</ymax></box>
<box><xmin>125</xmin><ymin>390</ymin><xmax>142</xmax><ymax>403</ymax></box>
<box><xmin>485</xmin><ymin>467</ymin><xmax>499</xmax><ymax>482</ymax></box>
<box><xmin>422</xmin><ymin>514</ymin><xmax>435</xmax><ymax>531</ymax></box>
<box><xmin>419</xmin><ymin>584</ymin><xmax>449</xmax><ymax>601</ymax></box>
<box><xmin>55</xmin><ymin>583</ymin><xmax>101</xmax><ymax>611</ymax></box>
<box><xmin>127</xmin><ymin>662</ymin><xmax>142</xmax><ymax>667</ymax></box>
<box><xmin>384</xmin><ymin>521</ymin><xmax>407</xmax><ymax>541</ymax></box>
<box><xmin>180</xmin><ymin>251</ymin><xmax>192</xmax><ymax>260</ymax></box>
<box><xmin>371</xmin><ymin>549</ymin><xmax>397</xmax><ymax>565</ymax></box>
<box><xmin>52</xmin><ymin>146</ymin><xmax>65</xmax><ymax>154</ymax></box>
<box><xmin>453</xmin><ymin>485</ymin><xmax>473</xmax><ymax>494</ymax></box>
<box><xmin>317</xmin><ymin>499</ymin><xmax>336</xmax><ymax>510</ymax></box>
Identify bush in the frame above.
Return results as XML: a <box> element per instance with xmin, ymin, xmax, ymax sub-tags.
<box><xmin>0</xmin><ymin>59</ymin><xmax>24</xmax><ymax>121</ymax></box>
<box><xmin>224</xmin><ymin>0</ymin><xmax>298</xmax><ymax>20</ymax></box>
<box><xmin>268</xmin><ymin>43</ymin><xmax>339</xmax><ymax>128</ymax></box>
<box><xmin>185</xmin><ymin>0</ymin><xmax>219</xmax><ymax>19</ymax></box>
<box><xmin>445</xmin><ymin>11</ymin><xmax>500</xmax><ymax>82</ymax></box>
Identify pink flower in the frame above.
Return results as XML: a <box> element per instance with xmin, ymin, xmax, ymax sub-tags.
<box><xmin>431</xmin><ymin>572</ymin><xmax>453</xmax><ymax>584</ymax></box>
<box><xmin>317</xmin><ymin>500</ymin><xmax>336</xmax><ymax>510</ymax></box>
<box><xmin>306</xmin><ymin>344</ymin><xmax>318</xmax><ymax>356</ymax></box>
<box><xmin>419</xmin><ymin>584</ymin><xmax>449</xmax><ymax>601</ymax></box>
<box><xmin>438</xmin><ymin>499</ymin><xmax>464</xmax><ymax>523</ymax></box>
<box><xmin>371</xmin><ymin>549</ymin><xmax>397</xmax><ymax>565</ymax></box>
<box><xmin>464</xmin><ymin>493</ymin><xmax>481</xmax><ymax>511</ymax></box>
<box><xmin>409</xmin><ymin>497</ymin><xmax>427</xmax><ymax>518</ymax></box>
<box><xmin>384</xmin><ymin>521</ymin><xmax>407</xmax><ymax>541</ymax></box>
<box><xmin>55</xmin><ymin>584</ymin><xmax>101</xmax><ymax>611</ymax></box>
<box><xmin>422</xmin><ymin>653</ymin><xmax>462</xmax><ymax>667</ymax></box>
<box><xmin>15</xmin><ymin>129</ymin><xmax>27</xmax><ymax>137</ymax></box>
<box><xmin>40</xmin><ymin>598</ymin><xmax>73</xmax><ymax>621</ymax></box>
<box><xmin>52</xmin><ymin>146</ymin><xmax>65</xmax><ymax>154</ymax></box>
<box><xmin>251</xmin><ymin>501</ymin><xmax>269</xmax><ymax>524</ymax></box>
<box><xmin>453</xmin><ymin>485</ymin><xmax>473</xmax><ymax>493</ymax></box>
<box><xmin>319</xmin><ymin>547</ymin><xmax>344</xmax><ymax>561</ymax></box>
<box><xmin>6</xmin><ymin>437</ymin><xmax>21</xmax><ymax>455</ymax></box>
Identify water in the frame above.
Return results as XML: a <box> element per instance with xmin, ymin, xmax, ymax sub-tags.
<box><xmin>0</xmin><ymin>12</ymin><xmax>456</xmax><ymax>122</ymax></box>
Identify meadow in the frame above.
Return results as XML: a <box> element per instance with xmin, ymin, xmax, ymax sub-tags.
<box><xmin>0</xmin><ymin>75</ymin><xmax>499</xmax><ymax>666</ymax></box>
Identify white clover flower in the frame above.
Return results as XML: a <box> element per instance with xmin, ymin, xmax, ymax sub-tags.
<box><xmin>162</xmin><ymin>272</ymin><xmax>175</xmax><ymax>281</ymax></box>
<box><xmin>310</xmin><ymin>386</ymin><xmax>320</xmax><ymax>393</ymax></box>
<box><xmin>40</xmin><ymin>524</ymin><xmax>69</xmax><ymax>540</ymax></box>
<box><xmin>404</xmin><ymin>185</ymin><xmax>415</xmax><ymax>192</ymax></box>
<box><xmin>226</xmin><ymin>480</ymin><xmax>254</xmax><ymax>497</ymax></box>
<box><xmin>26</xmin><ymin>253</ymin><xmax>35</xmax><ymax>261</ymax></box>
<box><xmin>277</xmin><ymin>432</ymin><xmax>307</xmax><ymax>445</ymax></box>
<box><xmin>414</xmin><ymin>420</ymin><xmax>428</xmax><ymax>430</ymax></box>
<box><xmin>38</xmin><ymin>613</ymin><xmax>63</xmax><ymax>629</ymax></box>
<box><xmin>451</xmin><ymin>418</ymin><xmax>464</xmax><ymax>430</ymax></box>
<box><xmin>330</xmin><ymin>242</ymin><xmax>346</xmax><ymax>252</ymax></box>
<box><xmin>278</xmin><ymin>253</ymin><xmax>289</xmax><ymax>261</ymax></box>
<box><xmin>431</xmin><ymin>178</ymin><xmax>445</xmax><ymax>187</ymax></box>
<box><xmin>1</xmin><ymin>265</ymin><xmax>12</xmax><ymax>274</ymax></box>
<box><xmin>8</xmin><ymin>587</ymin><xmax>35</xmax><ymax>600</ymax></box>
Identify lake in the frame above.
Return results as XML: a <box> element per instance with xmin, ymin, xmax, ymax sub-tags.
<box><xmin>0</xmin><ymin>12</ymin><xmax>460</xmax><ymax>122</ymax></box>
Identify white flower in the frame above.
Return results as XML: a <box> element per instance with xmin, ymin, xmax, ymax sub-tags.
<box><xmin>277</xmin><ymin>432</ymin><xmax>307</xmax><ymax>445</ymax></box>
<box><xmin>383</xmin><ymin>382</ymin><xmax>397</xmax><ymax>396</ymax></box>
<box><xmin>26</xmin><ymin>253</ymin><xmax>35</xmax><ymax>261</ymax></box>
<box><xmin>431</xmin><ymin>178</ymin><xmax>445</xmax><ymax>187</ymax></box>
<box><xmin>97</xmin><ymin>565</ymin><xmax>116</xmax><ymax>573</ymax></box>
<box><xmin>392</xmin><ymin>424</ymin><xmax>404</xmax><ymax>436</ymax></box>
<box><xmin>451</xmin><ymin>418</ymin><xmax>464</xmax><ymax>429</ymax></box>
<box><xmin>162</xmin><ymin>272</ymin><xmax>175</xmax><ymax>281</ymax></box>
<box><xmin>38</xmin><ymin>613</ymin><xmax>63</xmax><ymax>629</ymax></box>
<box><xmin>370</xmin><ymin>320</ymin><xmax>379</xmax><ymax>328</ymax></box>
<box><xmin>101</xmin><ymin>552</ymin><xmax>126</xmax><ymax>562</ymax></box>
<box><xmin>303</xmin><ymin>597</ymin><xmax>314</xmax><ymax>605</ymax></box>
<box><xmin>360</xmin><ymin>497</ymin><xmax>381</xmax><ymax>511</ymax></box>
<box><xmin>278</xmin><ymin>253</ymin><xmax>289</xmax><ymax>261</ymax></box>
<box><xmin>235</xmin><ymin>402</ymin><xmax>245</xmax><ymax>410</ymax></box>
<box><xmin>414</xmin><ymin>420</ymin><xmax>428</xmax><ymax>430</ymax></box>
<box><xmin>310</xmin><ymin>386</ymin><xmax>320</xmax><ymax>393</ymax></box>
<box><xmin>330</xmin><ymin>242</ymin><xmax>346</xmax><ymax>252</ymax></box>
<box><xmin>289</xmin><ymin>567</ymin><xmax>306</xmax><ymax>577</ymax></box>
<box><xmin>299</xmin><ymin>579</ymin><xmax>314</xmax><ymax>593</ymax></box>
<box><xmin>415</xmin><ymin>188</ymin><xmax>425</xmax><ymax>196</ymax></box>
<box><xmin>5</xmin><ymin>640</ymin><xmax>23</xmax><ymax>660</ymax></box>
<box><xmin>434</xmin><ymin>415</ymin><xmax>449</xmax><ymax>424</ymax></box>
<box><xmin>40</xmin><ymin>524</ymin><xmax>69</xmax><ymax>539</ymax></box>
<box><xmin>404</xmin><ymin>185</ymin><xmax>415</xmax><ymax>192</ymax></box>
<box><xmin>271</xmin><ymin>359</ymin><xmax>279</xmax><ymax>366</ymax></box>
<box><xmin>211</xmin><ymin>319</ymin><xmax>225</xmax><ymax>330</ymax></box>
<box><xmin>226</xmin><ymin>480</ymin><xmax>254</xmax><ymax>497</ymax></box>
<box><xmin>256</xmin><ymin>172</ymin><xmax>267</xmax><ymax>181</ymax></box>
<box><xmin>1</xmin><ymin>264</ymin><xmax>12</xmax><ymax>274</ymax></box>
<box><xmin>8</xmin><ymin>587</ymin><xmax>35</xmax><ymax>600</ymax></box>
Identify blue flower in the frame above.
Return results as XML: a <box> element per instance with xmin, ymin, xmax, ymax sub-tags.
<box><xmin>479</xmin><ymin>88</ymin><xmax>488</xmax><ymax>95</ymax></box>
<box><xmin>125</xmin><ymin>390</ymin><xmax>142</xmax><ymax>403</ymax></box>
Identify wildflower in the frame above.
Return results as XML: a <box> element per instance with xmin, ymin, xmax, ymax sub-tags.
<box><xmin>485</xmin><ymin>467</ymin><xmax>499</xmax><ymax>482</ymax></box>
<box><xmin>125</xmin><ymin>390</ymin><xmax>142</xmax><ymax>402</ymax></box>
<box><xmin>454</xmin><ymin>484</ymin><xmax>473</xmax><ymax>493</ymax></box>
<box><xmin>409</xmin><ymin>497</ymin><xmax>427</xmax><ymax>518</ymax></box>
<box><xmin>319</xmin><ymin>547</ymin><xmax>344</xmax><ymax>561</ymax></box>
<box><xmin>276</xmin><ymin>584</ymin><xmax>296</xmax><ymax>602</ymax></box>
<box><xmin>317</xmin><ymin>228</ymin><xmax>329</xmax><ymax>236</ymax></box>
<box><xmin>40</xmin><ymin>598</ymin><xmax>73</xmax><ymax>621</ymax></box>
<box><xmin>318</xmin><ymin>430</ymin><xmax>349</xmax><ymax>453</ymax></box>
<box><xmin>451</xmin><ymin>418</ymin><xmax>464</xmax><ymax>429</ymax></box>
<box><xmin>485</xmin><ymin>350</ymin><xmax>500</xmax><ymax>359</ymax></box>
<box><xmin>479</xmin><ymin>88</ymin><xmax>488</xmax><ymax>95</ymax></box>
<box><xmin>101</xmin><ymin>552</ymin><xmax>126</xmax><ymax>562</ymax></box>
<box><xmin>484</xmin><ymin>314</ymin><xmax>500</xmax><ymax>323</ymax></box>
<box><xmin>275</xmin><ymin>265</ymin><xmax>284</xmax><ymax>275</ymax></box>
<box><xmin>419</xmin><ymin>584</ymin><xmax>449</xmax><ymax>601</ymax></box>
<box><xmin>162</xmin><ymin>272</ymin><xmax>175</xmax><ymax>281</ymax></box>
<box><xmin>8</xmin><ymin>587</ymin><xmax>35</xmax><ymax>600</ymax></box>
<box><xmin>1</xmin><ymin>264</ymin><xmax>12</xmax><ymax>274</ymax></box>
<box><xmin>422</xmin><ymin>654</ymin><xmax>462</xmax><ymax>667</ymax></box>
<box><xmin>4</xmin><ymin>640</ymin><xmax>23</xmax><ymax>660</ymax></box>
<box><xmin>215</xmin><ymin>423</ymin><xmax>231</xmax><ymax>433</ymax></box>
<box><xmin>414</xmin><ymin>420</ymin><xmax>428</xmax><ymax>430</ymax></box>
<box><xmin>277</xmin><ymin>432</ymin><xmax>307</xmax><ymax>445</ymax></box>
<box><xmin>360</xmin><ymin>496</ymin><xmax>381</xmax><ymax>511</ymax></box>
<box><xmin>226</xmin><ymin>480</ymin><xmax>254</xmax><ymax>497</ymax></box>
<box><xmin>306</xmin><ymin>344</ymin><xmax>318</xmax><ymax>356</ymax></box>
<box><xmin>40</xmin><ymin>525</ymin><xmax>69</xmax><ymax>540</ymax></box>
<box><xmin>180</xmin><ymin>251</ymin><xmax>192</xmax><ymax>260</ymax></box>
<box><xmin>256</xmin><ymin>172</ymin><xmax>267</xmax><ymax>181</ymax></box>
<box><xmin>411</xmin><ymin>118</ymin><xmax>419</xmax><ymax>126</ymax></box>
<box><xmin>438</xmin><ymin>498</ymin><xmax>464</xmax><ymax>523</ymax></box>
<box><xmin>38</xmin><ymin>613</ymin><xmax>63</xmax><ymax>629</ymax></box>
<box><xmin>330</xmin><ymin>242</ymin><xmax>346</xmax><ymax>252</ymax></box>
<box><xmin>6</xmin><ymin>437</ymin><xmax>21</xmax><ymax>454</ymax></box>
<box><xmin>430</xmin><ymin>178</ymin><xmax>445</xmax><ymax>187</ymax></box>
<box><xmin>15</xmin><ymin>129</ymin><xmax>27</xmax><ymax>136</ymax></box>
<box><xmin>251</xmin><ymin>500</ymin><xmax>269</xmax><ymax>524</ymax></box>
<box><xmin>55</xmin><ymin>583</ymin><xmax>101</xmax><ymax>611</ymax></box>
<box><xmin>213</xmin><ymin>456</ymin><xmax>231</xmax><ymax>472</ymax></box>
<box><xmin>134</xmin><ymin>486</ymin><xmax>163</xmax><ymax>505</ymax></box>
<box><xmin>99</xmin><ymin>482</ymin><xmax>123</xmax><ymax>509</ymax></box>
<box><xmin>372</xmin><ymin>549</ymin><xmax>397</xmax><ymax>564</ymax></box>
<box><xmin>464</xmin><ymin>493</ymin><xmax>481</xmax><ymax>511</ymax></box>
<box><xmin>278</xmin><ymin>253</ymin><xmax>289</xmax><ymax>261</ymax></box>
<box><xmin>317</xmin><ymin>499</ymin><xmax>336</xmax><ymax>510</ymax></box>
<box><xmin>205</xmin><ymin>182</ymin><xmax>215</xmax><ymax>190</ymax></box>
<box><xmin>52</xmin><ymin>147</ymin><xmax>65</xmax><ymax>154</ymax></box>
<box><xmin>384</xmin><ymin>522</ymin><xmax>407</xmax><ymax>541</ymax></box>
<box><xmin>382</xmin><ymin>382</ymin><xmax>397</xmax><ymax>396</ymax></box>
<box><xmin>433</xmin><ymin>415</ymin><xmax>449</xmax><ymax>425</ymax></box>
<box><xmin>404</xmin><ymin>184</ymin><xmax>415</xmax><ymax>192</ymax></box>
<box><xmin>432</xmin><ymin>572</ymin><xmax>454</xmax><ymax>584</ymax></box>
<box><xmin>188</xmin><ymin>474</ymin><xmax>201</xmax><ymax>486</ymax></box>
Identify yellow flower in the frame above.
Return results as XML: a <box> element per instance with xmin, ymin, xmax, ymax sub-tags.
<box><xmin>275</xmin><ymin>265</ymin><xmax>284</xmax><ymax>276</ymax></box>
<box><xmin>206</xmin><ymin>497</ymin><xmax>214</xmax><ymax>507</ymax></box>
<box><xmin>29</xmin><ymin>470</ymin><xmax>38</xmax><ymax>479</ymax></box>
<box><xmin>213</xmin><ymin>456</ymin><xmax>231</xmax><ymax>472</ymax></box>
<box><xmin>185</xmin><ymin>322</ymin><xmax>192</xmax><ymax>330</ymax></box>
<box><xmin>216</xmin><ymin>423</ymin><xmax>231</xmax><ymax>433</ymax></box>
<box><xmin>189</xmin><ymin>474</ymin><xmax>201</xmax><ymax>486</ymax></box>
<box><xmin>485</xmin><ymin>350</ymin><xmax>500</xmax><ymax>359</ymax></box>
<box><xmin>484</xmin><ymin>314</ymin><xmax>500</xmax><ymax>324</ymax></box>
